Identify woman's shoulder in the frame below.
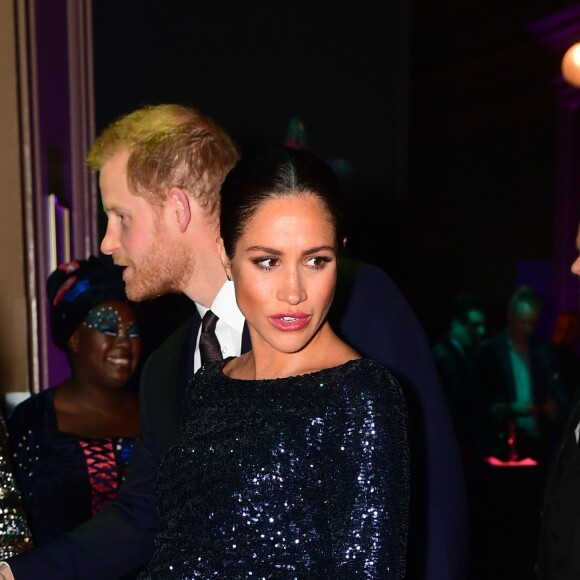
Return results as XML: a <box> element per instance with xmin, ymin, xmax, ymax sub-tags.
<box><xmin>7</xmin><ymin>389</ymin><xmax>54</xmax><ymax>433</ymax></box>
<box><xmin>340</xmin><ymin>358</ymin><xmax>406</xmax><ymax>401</ymax></box>
<box><xmin>344</xmin><ymin>357</ymin><xmax>400</xmax><ymax>382</ymax></box>
<box><xmin>327</xmin><ymin>359</ymin><xmax>408</xmax><ymax>438</ymax></box>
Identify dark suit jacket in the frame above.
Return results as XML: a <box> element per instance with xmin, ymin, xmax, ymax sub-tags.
<box><xmin>433</xmin><ymin>337</ymin><xmax>484</xmax><ymax>456</ymax></box>
<box><xmin>537</xmin><ymin>393</ymin><xmax>580</xmax><ymax>579</ymax></box>
<box><xmin>9</xmin><ymin>259</ymin><xmax>467</xmax><ymax>580</ymax></box>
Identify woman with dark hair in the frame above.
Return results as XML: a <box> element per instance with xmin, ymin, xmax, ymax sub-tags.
<box><xmin>7</xmin><ymin>256</ymin><xmax>142</xmax><ymax>545</ymax></box>
<box><xmin>139</xmin><ymin>147</ymin><xmax>410</xmax><ymax>579</ymax></box>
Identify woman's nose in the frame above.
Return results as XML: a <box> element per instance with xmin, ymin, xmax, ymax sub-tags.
<box><xmin>276</xmin><ymin>270</ymin><xmax>307</xmax><ymax>305</ymax></box>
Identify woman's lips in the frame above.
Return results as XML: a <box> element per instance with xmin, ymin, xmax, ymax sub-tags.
<box><xmin>269</xmin><ymin>314</ymin><xmax>311</xmax><ymax>332</ymax></box>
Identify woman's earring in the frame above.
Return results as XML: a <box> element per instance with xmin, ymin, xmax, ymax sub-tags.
<box><xmin>222</xmin><ymin>260</ymin><xmax>232</xmax><ymax>281</ymax></box>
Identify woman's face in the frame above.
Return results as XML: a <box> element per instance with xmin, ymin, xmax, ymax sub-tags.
<box><xmin>224</xmin><ymin>193</ymin><xmax>338</xmax><ymax>355</ymax></box>
<box><xmin>68</xmin><ymin>299</ymin><xmax>142</xmax><ymax>388</ymax></box>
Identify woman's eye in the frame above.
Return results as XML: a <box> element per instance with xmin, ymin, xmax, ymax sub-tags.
<box><xmin>306</xmin><ymin>256</ymin><xmax>332</xmax><ymax>269</ymax></box>
<box><xmin>253</xmin><ymin>257</ymin><xmax>278</xmax><ymax>270</ymax></box>
<box><xmin>102</xmin><ymin>327</ymin><xmax>118</xmax><ymax>337</ymax></box>
<box><xmin>127</xmin><ymin>322</ymin><xmax>141</xmax><ymax>338</ymax></box>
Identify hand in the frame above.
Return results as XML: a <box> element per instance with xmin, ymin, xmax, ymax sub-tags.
<box><xmin>0</xmin><ymin>562</ymin><xmax>15</xmax><ymax>580</ymax></box>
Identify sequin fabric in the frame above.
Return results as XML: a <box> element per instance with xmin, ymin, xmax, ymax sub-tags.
<box><xmin>139</xmin><ymin>358</ymin><xmax>409</xmax><ymax>579</ymax></box>
<box><xmin>0</xmin><ymin>414</ymin><xmax>33</xmax><ymax>559</ymax></box>
<box><xmin>7</xmin><ymin>389</ymin><xmax>136</xmax><ymax>545</ymax></box>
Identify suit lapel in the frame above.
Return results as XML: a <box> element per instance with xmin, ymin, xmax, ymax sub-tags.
<box><xmin>178</xmin><ymin>315</ymin><xmax>250</xmax><ymax>409</ymax></box>
<box><xmin>177</xmin><ymin>312</ymin><xmax>201</xmax><ymax>409</ymax></box>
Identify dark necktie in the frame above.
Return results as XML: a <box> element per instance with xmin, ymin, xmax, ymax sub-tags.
<box><xmin>199</xmin><ymin>310</ymin><xmax>223</xmax><ymax>364</ymax></box>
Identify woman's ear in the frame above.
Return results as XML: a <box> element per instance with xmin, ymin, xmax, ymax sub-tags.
<box><xmin>216</xmin><ymin>237</ymin><xmax>232</xmax><ymax>281</ymax></box>
<box><xmin>67</xmin><ymin>329</ymin><xmax>81</xmax><ymax>354</ymax></box>
<box><xmin>169</xmin><ymin>187</ymin><xmax>191</xmax><ymax>232</ymax></box>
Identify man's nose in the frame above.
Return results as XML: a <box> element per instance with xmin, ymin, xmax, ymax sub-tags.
<box><xmin>100</xmin><ymin>223</ymin><xmax>117</xmax><ymax>256</ymax></box>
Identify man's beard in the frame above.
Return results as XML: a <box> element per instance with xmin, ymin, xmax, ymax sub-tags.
<box><xmin>124</xmin><ymin>226</ymin><xmax>193</xmax><ymax>302</ymax></box>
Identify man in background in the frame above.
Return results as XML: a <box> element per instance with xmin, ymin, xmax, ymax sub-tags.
<box><xmin>433</xmin><ymin>294</ymin><xmax>488</xmax><ymax>579</ymax></box>
<box><xmin>475</xmin><ymin>286</ymin><xmax>566</xmax><ymax>462</ymax></box>
<box><xmin>473</xmin><ymin>285</ymin><xmax>567</xmax><ymax>580</ymax></box>
<box><xmin>433</xmin><ymin>293</ymin><xmax>487</xmax><ymax>459</ymax></box>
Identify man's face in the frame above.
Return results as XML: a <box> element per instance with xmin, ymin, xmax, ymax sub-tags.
<box><xmin>465</xmin><ymin>309</ymin><xmax>486</xmax><ymax>350</ymax></box>
<box><xmin>571</xmin><ymin>223</ymin><xmax>580</xmax><ymax>278</ymax></box>
<box><xmin>507</xmin><ymin>301</ymin><xmax>540</xmax><ymax>345</ymax></box>
<box><xmin>454</xmin><ymin>309</ymin><xmax>486</xmax><ymax>351</ymax></box>
<box><xmin>99</xmin><ymin>150</ymin><xmax>192</xmax><ymax>301</ymax></box>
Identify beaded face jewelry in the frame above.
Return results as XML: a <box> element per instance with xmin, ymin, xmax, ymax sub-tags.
<box><xmin>83</xmin><ymin>306</ymin><xmax>141</xmax><ymax>339</ymax></box>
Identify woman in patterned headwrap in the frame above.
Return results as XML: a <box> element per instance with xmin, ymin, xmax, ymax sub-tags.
<box><xmin>7</xmin><ymin>256</ymin><xmax>142</xmax><ymax>545</ymax></box>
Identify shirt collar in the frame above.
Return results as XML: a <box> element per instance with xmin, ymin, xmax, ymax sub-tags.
<box><xmin>449</xmin><ymin>336</ymin><xmax>465</xmax><ymax>355</ymax></box>
<box><xmin>195</xmin><ymin>280</ymin><xmax>245</xmax><ymax>334</ymax></box>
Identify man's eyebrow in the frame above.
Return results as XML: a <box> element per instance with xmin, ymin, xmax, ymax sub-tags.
<box><xmin>103</xmin><ymin>204</ymin><xmax>124</xmax><ymax>213</ymax></box>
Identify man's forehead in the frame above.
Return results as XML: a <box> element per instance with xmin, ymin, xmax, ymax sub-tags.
<box><xmin>513</xmin><ymin>302</ymin><xmax>539</xmax><ymax>318</ymax></box>
<box><xmin>99</xmin><ymin>150</ymin><xmax>130</xmax><ymax>181</ymax></box>
<box><xmin>467</xmin><ymin>310</ymin><xmax>485</xmax><ymax>324</ymax></box>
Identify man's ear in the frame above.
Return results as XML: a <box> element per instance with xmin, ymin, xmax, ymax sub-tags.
<box><xmin>217</xmin><ymin>237</ymin><xmax>232</xmax><ymax>280</ymax></box>
<box><xmin>169</xmin><ymin>187</ymin><xmax>191</xmax><ymax>232</ymax></box>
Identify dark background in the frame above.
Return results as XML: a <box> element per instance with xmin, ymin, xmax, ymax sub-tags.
<box><xmin>92</xmin><ymin>0</ymin><xmax>575</xmax><ymax>347</ymax></box>
<box><xmin>408</xmin><ymin>1</ymin><xmax>571</xmax><ymax>341</ymax></box>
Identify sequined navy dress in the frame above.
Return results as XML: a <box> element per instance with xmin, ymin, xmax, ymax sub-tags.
<box><xmin>140</xmin><ymin>357</ymin><xmax>409</xmax><ymax>579</ymax></box>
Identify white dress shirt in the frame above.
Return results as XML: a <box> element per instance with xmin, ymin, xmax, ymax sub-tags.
<box><xmin>193</xmin><ymin>280</ymin><xmax>245</xmax><ymax>372</ymax></box>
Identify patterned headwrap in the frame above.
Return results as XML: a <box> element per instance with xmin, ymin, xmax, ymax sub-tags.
<box><xmin>46</xmin><ymin>255</ymin><xmax>127</xmax><ymax>351</ymax></box>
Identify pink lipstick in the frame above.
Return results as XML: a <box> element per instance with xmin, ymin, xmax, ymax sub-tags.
<box><xmin>269</xmin><ymin>313</ymin><xmax>311</xmax><ymax>332</ymax></box>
